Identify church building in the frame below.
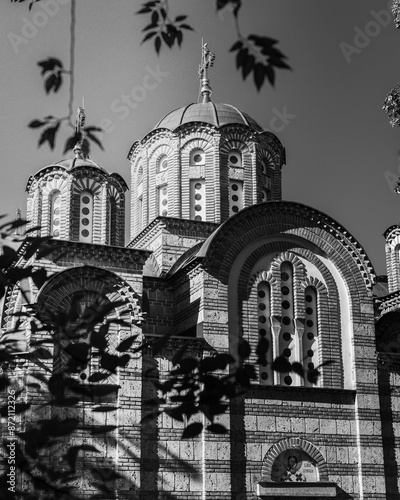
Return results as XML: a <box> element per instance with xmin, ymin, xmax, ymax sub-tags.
<box><xmin>2</xmin><ymin>46</ymin><xmax>400</xmax><ymax>500</ymax></box>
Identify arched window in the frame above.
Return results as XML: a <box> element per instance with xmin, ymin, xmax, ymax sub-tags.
<box><xmin>158</xmin><ymin>185</ymin><xmax>168</xmax><ymax>216</ymax></box>
<box><xmin>279</xmin><ymin>262</ymin><xmax>297</xmax><ymax>386</ymax></box>
<box><xmin>256</xmin><ymin>263</ymin><xmax>322</xmax><ymax>388</ymax></box>
<box><xmin>190</xmin><ymin>180</ymin><xmax>206</xmax><ymax>221</ymax></box>
<box><xmin>303</xmin><ymin>286</ymin><xmax>320</xmax><ymax>387</ymax></box>
<box><xmin>50</xmin><ymin>191</ymin><xmax>61</xmax><ymax>238</ymax></box>
<box><xmin>79</xmin><ymin>191</ymin><xmax>93</xmax><ymax>243</ymax></box>
<box><xmin>228</xmin><ymin>150</ymin><xmax>242</xmax><ymax>168</ymax></box>
<box><xmin>262</xmin><ymin>188</ymin><xmax>271</xmax><ymax>202</ymax></box>
<box><xmin>229</xmin><ymin>180</ymin><xmax>243</xmax><ymax>216</ymax></box>
<box><xmin>261</xmin><ymin>159</ymin><xmax>268</xmax><ymax>175</ymax></box>
<box><xmin>53</xmin><ymin>291</ymin><xmax>111</xmax><ymax>384</ymax></box>
<box><xmin>157</xmin><ymin>155</ymin><xmax>168</xmax><ymax>173</ymax></box>
<box><xmin>190</xmin><ymin>149</ymin><xmax>205</xmax><ymax>165</ymax></box>
<box><xmin>108</xmin><ymin>196</ymin><xmax>117</xmax><ymax>245</ymax></box>
<box><xmin>258</xmin><ymin>282</ymin><xmax>273</xmax><ymax>385</ymax></box>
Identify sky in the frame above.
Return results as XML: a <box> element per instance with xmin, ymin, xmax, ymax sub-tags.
<box><xmin>1</xmin><ymin>0</ymin><xmax>400</xmax><ymax>276</ymax></box>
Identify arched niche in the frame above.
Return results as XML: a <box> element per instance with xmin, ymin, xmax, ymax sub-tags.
<box><xmin>261</xmin><ymin>438</ymin><xmax>329</xmax><ymax>482</ymax></box>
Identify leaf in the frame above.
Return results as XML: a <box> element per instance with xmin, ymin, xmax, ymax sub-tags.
<box><xmin>271</xmin><ymin>355</ymin><xmax>292</xmax><ymax>373</ymax></box>
<box><xmin>28</xmin><ymin>119</ymin><xmax>47</xmax><ymax>128</ymax></box>
<box><xmin>206</xmin><ymin>423</ymin><xmax>228</xmax><ymax>434</ymax></box>
<box><xmin>0</xmin><ymin>403</ymin><xmax>30</xmax><ymax>417</ymax></box>
<box><xmin>151</xmin><ymin>332</ymin><xmax>172</xmax><ymax>355</ymax></box>
<box><xmin>37</xmin><ymin>57</ymin><xmax>63</xmax><ymax>75</ymax></box>
<box><xmin>63</xmin><ymin>132</ymin><xmax>80</xmax><ymax>154</ymax></box>
<box><xmin>31</xmin><ymin>268</ymin><xmax>47</xmax><ymax>289</ymax></box>
<box><xmin>151</xmin><ymin>10</ymin><xmax>159</xmax><ymax>24</ymax></box>
<box><xmin>230</xmin><ymin>40</ymin><xmax>243</xmax><ymax>52</ymax></box>
<box><xmin>175</xmin><ymin>15</ymin><xmax>187</xmax><ymax>22</ymax></box>
<box><xmin>155</xmin><ymin>36</ymin><xmax>161</xmax><ymax>54</ymax></box>
<box><xmin>182</xmin><ymin>422</ymin><xmax>203</xmax><ymax>439</ymax></box>
<box><xmin>88</xmin><ymin>372</ymin><xmax>110</xmax><ymax>383</ymax></box>
<box><xmin>38</xmin><ymin>417</ymin><xmax>79</xmax><ymax>436</ymax></box>
<box><xmin>238</xmin><ymin>339</ymin><xmax>251</xmax><ymax>359</ymax></box>
<box><xmin>85</xmin><ymin>127</ymin><xmax>104</xmax><ymax>151</ymax></box>
<box><xmin>242</xmin><ymin>54</ymin><xmax>255</xmax><ymax>79</ymax></box>
<box><xmin>180</xmin><ymin>23</ymin><xmax>193</xmax><ymax>30</ymax></box>
<box><xmin>65</xmin><ymin>342</ymin><xmax>90</xmax><ymax>363</ymax></box>
<box><xmin>44</xmin><ymin>73</ymin><xmax>59</xmax><ymax>94</ymax></box>
<box><xmin>256</xmin><ymin>337</ymin><xmax>269</xmax><ymax>365</ymax></box>
<box><xmin>30</xmin><ymin>347</ymin><xmax>52</xmax><ymax>359</ymax></box>
<box><xmin>199</xmin><ymin>356</ymin><xmax>224</xmax><ymax>373</ymax></box>
<box><xmin>116</xmin><ymin>335</ymin><xmax>138</xmax><ymax>352</ymax></box>
<box><xmin>265</xmin><ymin>66</ymin><xmax>275</xmax><ymax>86</ymax></box>
<box><xmin>161</xmin><ymin>30</ymin><xmax>173</xmax><ymax>48</ymax></box>
<box><xmin>141</xmin><ymin>31</ymin><xmax>157</xmax><ymax>43</ymax></box>
<box><xmin>100</xmin><ymin>352</ymin><xmax>130</xmax><ymax>373</ymax></box>
<box><xmin>291</xmin><ymin>361</ymin><xmax>304</xmax><ymax>377</ymax></box>
<box><xmin>172</xmin><ymin>357</ymin><xmax>198</xmax><ymax>375</ymax></box>
<box><xmin>38</xmin><ymin>122</ymin><xmax>60</xmax><ymax>150</ymax></box>
<box><xmin>64</xmin><ymin>445</ymin><xmax>99</xmax><ymax>472</ymax></box>
<box><xmin>136</xmin><ymin>6</ymin><xmax>152</xmax><ymax>14</ymax></box>
<box><xmin>91</xmin><ymin>324</ymin><xmax>109</xmax><ymax>351</ymax></box>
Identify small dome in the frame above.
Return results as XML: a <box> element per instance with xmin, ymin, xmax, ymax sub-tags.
<box><xmin>56</xmin><ymin>158</ymin><xmax>108</xmax><ymax>173</ymax></box>
<box><xmin>154</xmin><ymin>102</ymin><xmax>263</xmax><ymax>132</ymax></box>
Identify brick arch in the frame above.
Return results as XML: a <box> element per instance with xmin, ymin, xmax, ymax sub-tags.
<box><xmin>219</xmin><ymin>137</ymin><xmax>251</xmax><ymax>156</ymax></box>
<box><xmin>201</xmin><ymin>202</ymin><xmax>374</xmax><ymax>311</ymax></box>
<box><xmin>261</xmin><ymin>438</ymin><xmax>329</xmax><ymax>481</ymax></box>
<box><xmin>36</xmin><ymin>266</ymin><xmax>143</xmax><ymax>326</ymax></box>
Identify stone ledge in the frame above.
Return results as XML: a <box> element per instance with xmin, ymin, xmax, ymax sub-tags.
<box><xmin>257</xmin><ymin>481</ymin><xmax>337</xmax><ymax>497</ymax></box>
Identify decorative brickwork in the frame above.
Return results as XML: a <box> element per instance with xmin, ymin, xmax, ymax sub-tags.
<box><xmin>261</xmin><ymin>437</ymin><xmax>329</xmax><ymax>481</ymax></box>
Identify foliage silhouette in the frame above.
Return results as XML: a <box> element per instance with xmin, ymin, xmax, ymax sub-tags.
<box><xmin>0</xmin><ymin>218</ymin><xmax>324</xmax><ymax>498</ymax></box>
<box><xmin>11</xmin><ymin>0</ymin><xmax>291</xmax><ymax>152</ymax></box>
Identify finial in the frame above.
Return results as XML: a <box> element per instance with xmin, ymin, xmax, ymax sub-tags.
<box><xmin>198</xmin><ymin>41</ymin><xmax>215</xmax><ymax>103</ymax></box>
<box><xmin>74</xmin><ymin>102</ymin><xmax>88</xmax><ymax>159</ymax></box>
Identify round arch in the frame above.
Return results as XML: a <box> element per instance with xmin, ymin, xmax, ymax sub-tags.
<box><xmin>261</xmin><ymin>437</ymin><xmax>329</xmax><ymax>482</ymax></box>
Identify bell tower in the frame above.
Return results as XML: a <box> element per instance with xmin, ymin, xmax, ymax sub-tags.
<box><xmin>128</xmin><ymin>44</ymin><xmax>286</xmax><ymax>240</ymax></box>
<box><xmin>26</xmin><ymin>107</ymin><xmax>128</xmax><ymax>246</ymax></box>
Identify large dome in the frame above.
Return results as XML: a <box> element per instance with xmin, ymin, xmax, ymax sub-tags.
<box><xmin>153</xmin><ymin>102</ymin><xmax>263</xmax><ymax>132</ymax></box>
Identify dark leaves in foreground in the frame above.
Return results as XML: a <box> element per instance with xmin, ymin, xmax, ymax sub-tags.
<box><xmin>137</xmin><ymin>0</ymin><xmax>193</xmax><ymax>54</ymax></box>
<box><xmin>37</xmin><ymin>57</ymin><xmax>64</xmax><ymax>94</ymax></box>
<box><xmin>150</xmin><ymin>338</ymin><xmax>329</xmax><ymax>439</ymax></box>
<box><xmin>230</xmin><ymin>35</ymin><xmax>291</xmax><ymax>89</ymax></box>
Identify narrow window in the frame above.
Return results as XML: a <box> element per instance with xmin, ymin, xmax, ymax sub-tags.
<box><xmin>190</xmin><ymin>179</ymin><xmax>206</xmax><ymax>221</ymax></box>
<box><xmin>258</xmin><ymin>282</ymin><xmax>273</xmax><ymax>385</ymax></box>
<box><xmin>229</xmin><ymin>180</ymin><xmax>243</xmax><ymax>216</ymax></box>
<box><xmin>79</xmin><ymin>191</ymin><xmax>93</xmax><ymax>243</ymax></box>
<box><xmin>304</xmin><ymin>286</ymin><xmax>320</xmax><ymax>387</ymax></box>
<box><xmin>137</xmin><ymin>195</ymin><xmax>143</xmax><ymax>232</ymax></box>
<box><xmin>108</xmin><ymin>196</ymin><xmax>117</xmax><ymax>245</ymax></box>
<box><xmin>51</xmin><ymin>191</ymin><xmax>61</xmax><ymax>238</ymax></box>
<box><xmin>158</xmin><ymin>185</ymin><xmax>168</xmax><ymax>216</ymax></box>
<box><xmin>279</xmin><ymin>262</ymin><xmax>296</xmax><ymax>386</ymax></box>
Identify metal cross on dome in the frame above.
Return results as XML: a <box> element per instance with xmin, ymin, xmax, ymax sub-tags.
<box><xmin>198</xmin><ymin>41</ymin><xmax>215</xmax><ymax>103</ymax></box>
